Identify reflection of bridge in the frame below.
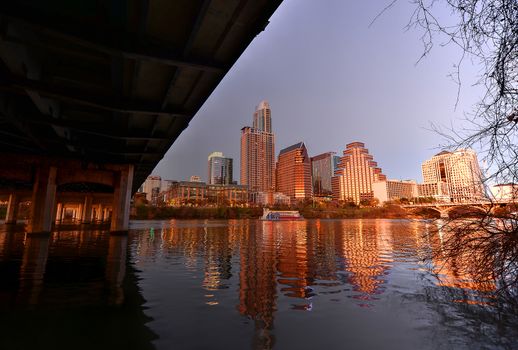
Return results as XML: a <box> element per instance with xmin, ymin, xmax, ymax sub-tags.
<box><xmin>402</xmin><ymin>201</ymin><xmax>510</xmax><ymax>218</ymax></box>
<box><xmin>0</xmin><ymin>1</ymin><xmax>283</xmax><ymax>233</ymax></box>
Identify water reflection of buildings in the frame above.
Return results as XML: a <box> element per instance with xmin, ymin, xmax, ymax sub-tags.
<box><xmin>126</xmin><ymin>219</ymin><xmax>503</xmax><ymax>348</ymax></box>
<box><xmin>430</xmin><ymin>222</ymin><xmax>497</xmax><ymax>303</ymax></box>
<box><xmin>0</xmin><ymin>229</ymin><xmax>156</xmax><ymax>349</ymax></box>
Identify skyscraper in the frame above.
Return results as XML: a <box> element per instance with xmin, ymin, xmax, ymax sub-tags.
<box><xmin>276</xmin><ymin>142</ymin><xmax>312</xmax><ymax>201</ymax></box>
<box><xmin>332</xmin><ymin>142</ymin><xmax>386</xmax><ymax>204</ymax></box>
<box><xmin>421</xmin><ymin>149</ymin><xmax>484</xmax><ymax>202</ymax></box>
<box><xmin>138</xmin><ymin>175</ymin><xmax>162</xmax><ymax>205</ymax></box>
<box><xmin>311</xmin><ymin>152</ymin><xmax>340</xmax><ymax>197</ymax></box>
<box><xmin>207</xmin><ymin>151</ymin><xmax>233</xmax><ymax>185</ymax></box>
<box><xmin>240</xmin><ymin>100</ymin><xmax>275</xmax><ymax>192</ymax></box>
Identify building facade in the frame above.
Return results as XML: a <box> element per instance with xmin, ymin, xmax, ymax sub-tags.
<box><xmin>417</xmin><ymin>182</ymin><xmax>450</xmax><ymax>202</ymax></box>
<box><xmin>421</xmin><ymin>149</ymin><xmax>484</xmax><ymax>202</ymax></box>
<box><xmin>208</xmin><ymin>151</ymin><xmax>233</xmax><ymax>185</ymax></box>
<box><xmin>276</xmin><ymin>142</ymin><xmax>313</xmax><ymax>202</ymax></box>
<box><xmin>311</xmin><ymin>152</ymin><xmax>340</xmax><ymax>198</ymax></box>
<box><xmin>189</xmin><ymin>175</ymin><xmax>201</xmax><ymax>182</ymax></box>
<box><xmin>240</xmin><ymin>100</ymin><xmax>275</xmax><ymax>192</ymax></box>
<box><xmin>250</xmin><ymin>191</ymin><xmax>291</xmax><ymax>206</ymax></box>
<box><xmin>490</xmin><ymin>184</ymin><xmax>518</xmax><ymax>202</ymax></box>
<box><xmin>162</xmin><ymin>181</ymin><xmax>248</xmax><ymax>207</ymax></box>
<box><xmin>332</xmin><ymin>142</ymin><xmax>387</xmax><ymax>204</ymax></box>
<box><xmin>373</xmin><ymin>180</ymin><xmax>418</xmax><ymax>203</ymax></box>
<box><xmin>138</xmin><ymin>175</ymin><xmax>162</xmax><ymax>205</ymax></box>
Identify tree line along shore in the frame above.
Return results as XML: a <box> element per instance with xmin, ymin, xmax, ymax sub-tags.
<box><xmin>130</xmin><ymin>203</ymin><xmax>447</xmax><ymax>220</ymax></box>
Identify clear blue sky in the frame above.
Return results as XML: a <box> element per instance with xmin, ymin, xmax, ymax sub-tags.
<box><xmin>153</xmin><ymin>0</ymin><xmax>483</xmax><ymax>183</ymax></box>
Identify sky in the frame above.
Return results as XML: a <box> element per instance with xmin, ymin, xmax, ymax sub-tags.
<box><xmin>153</xmin><ymin>0</ymin><xmax>484</xmax><ymax>183</ymax></box>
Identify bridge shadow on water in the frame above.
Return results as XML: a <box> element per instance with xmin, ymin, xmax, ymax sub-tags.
<box><xmin>0</xmin><ymin>226</ymin><xmax>157</xmax><ymax>350</ymax></box>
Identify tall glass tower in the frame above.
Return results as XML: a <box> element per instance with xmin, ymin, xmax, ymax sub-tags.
<box><xmin>208</xmin><ymin>152</ymin><xmax>233</xmax><ymax>185</ymax></box>
<box><xmin>241</xmin><ymin>100</ymin><xmax>275</xmax><ymax>192</ymax></box>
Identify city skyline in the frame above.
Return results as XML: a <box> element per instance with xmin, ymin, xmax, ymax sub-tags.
<box><xmin>152</xmin><ymin>0</ymin><xmax>483</xmax><ymax>184</ymax></box>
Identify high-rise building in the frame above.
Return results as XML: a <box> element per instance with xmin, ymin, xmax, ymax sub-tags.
<box><xmin>311</xmin><ymin>152</ymin><xmax>340</xmax><ymax>198</ymax></box>
<box><xmin>138</xmin><ymin>175</ymin><xmax>162</xmax><ymax>204</ymax></box>
<box><xmin>332</xmin><ymin>142</ymin><xmax>386</xmax><ymax>204</ymax></box>
<box><xmin>276</xmin><ymin>142</ymin><xmax>312</xmax><ymax>201</ymax></box>
<box><xmin>421</xmin><ymin>149</ymin><xmax>484</xmax><ymax>202</ymax></box>
<box><xmin>240</xmin><ymin>100</ymin><xmax>275</xmax><ymax>192</ymax></box>
<box><xmin>207</xmin><ymin>151</ymin><xmax>233</xmax><ymax>185</ymax></box>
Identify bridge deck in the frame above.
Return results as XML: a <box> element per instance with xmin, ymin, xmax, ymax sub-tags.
<box><xmin>0</xmin><ymin>0</ymin><xmax>282</xmax><ymax>192</ymax></box>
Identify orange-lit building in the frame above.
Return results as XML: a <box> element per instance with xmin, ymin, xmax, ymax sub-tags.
<box><xmin>276</xmin><ymin>142</ymin><xmax>312</xmax><ymax>202</ymax></box>
<box><xmin>421</xmin><ymin>149</ymin><xmax>484</xmax><ymax>202</ymax></box>
<box><xmin>160</xmin><ymin>181</ymin><xmax>247</xmax><ymax>206</ymax></box>
<box><xmin>240</xmin><ymin>101</ymin><xmax>275</xmax><ymax>192</ymax></box>
<box><xmin>332</xmin><ymin>142</ymin><xmax>386</xmax><ymax>204</ymax></box>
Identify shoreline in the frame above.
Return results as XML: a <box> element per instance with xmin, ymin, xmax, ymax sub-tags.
<box><xmin>130</xmin><ymin>205</ymin><xmax>439</xmax><ymax>220</ymax></box>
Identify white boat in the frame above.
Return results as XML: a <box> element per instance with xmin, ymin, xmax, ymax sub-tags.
<box><xmin>260</xmin><ymin>208</ymin><xmax>304</xmax><ymax>221</ymax></box>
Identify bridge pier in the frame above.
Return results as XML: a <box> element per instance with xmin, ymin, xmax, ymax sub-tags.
<box><xmin>110</xmin><ymin>165</ymin><xmax>134</xmax><ymax>234</ymax></box>
<box><xmin>27</xmin><ymin>166</ymin><xmax>57</xmax><ymax>235</ymax></box>
<box><xmin>5</xmin><ymin>193</ymin><xmax>20</xmax><ymax>224</ymax></box>
<box><xmin>1</xmin><ymin>155</ymin><xmax>135</xmax><ymax>234</ymax></box>
<box><xmin>81</xmin><ymin>195</ymin><xmax>93</xmax><ymax>225</ymax></box>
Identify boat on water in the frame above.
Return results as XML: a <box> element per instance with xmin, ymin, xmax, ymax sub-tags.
<box><xmin>260</xmin><ymin>208</ymin><xmax>304</xmax><ymax>221</ymax></box>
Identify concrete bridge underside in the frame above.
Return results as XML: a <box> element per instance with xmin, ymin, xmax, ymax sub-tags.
<box><xmin>0</xmin><ymin>155</ymin><xmax>132</xmax><ymax>233</ymax></box>
<box><xmin>0</xmin><ymin>1</ymin><xmax>283</xmax><ymax>233</ymax></box>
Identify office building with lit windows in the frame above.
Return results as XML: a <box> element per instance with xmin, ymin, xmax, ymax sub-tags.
<box><xmin>208</xmin><ymin>151</ymin><xmax>233</xmax><ymax>185</ymax></box>
<box><xmin>373</xmin><ymin>179</ymin><xmax>418</xmax><ymax>203</ymax></box>
<box><xmin>421</xmin><ymin>149</ymin><xmax>484</xmax><ymax>202</ymax></box>
<box><xmin>311</xmin><ymin>152</ymin><xmax>340</xmax><ymax>198</ymax></box>
<box><xmin>332</xmin><ymin>142</ymin><xmax>386</xmax><ymax>204</ymax></box>
<box><xmin>276</xmin><ymin>142</ymin><xmax>312</xmax><ymax>202</ymax></box>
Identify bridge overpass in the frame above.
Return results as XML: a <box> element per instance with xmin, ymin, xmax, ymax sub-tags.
<box><xmin>0</xmin><ymin>0</ymin><xmax>283</xmax><ymax>233</ymax></box>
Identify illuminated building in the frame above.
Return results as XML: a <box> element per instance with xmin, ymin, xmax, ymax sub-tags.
<box><xmin>161</xmin><ymin>181</ymin><xmax>247</xmax><ymax>206</ymax></box>
<box><xmin>417</xmin><ymin>182</ymin><xmax>450</xmax><ymax>202</ymax></box>
<box><xmin>332</xmin><ymin>142</ymin><xmax>386</xmax><ymax>204</ymax></box>
<box><xmin>421</xmin><ymin>149</ymin><xmax>484</xmax><ymax>202</ymax></box>
<box><xmin>311</xmin><ymin>152</ymin><xmax>340</xmax><ymax>198</ymax></box>
<box><xmin>276</xmin><ymin>142</ymin><xmax>313</xmax><ymax>201</ymax></box>
<box><xmin>138</xmin><ymin>175</ymin><xmax>162</xmax><ymax>205</ymax></box>
<box><xmin>250</xmin><ymin>191</ymin><xmax>290</xmax><ymax>206</ymax></box>
<box><xmin>207</xmin><ymin>152</ymin><xmax>233</xmax><ymax>185</ymax></box>
<box><xmin>372</xmin><ymin>179</ymin><xmax>418</xmax><ymax>203</ymax></box>
<box><xmin>240</xmin><ymin>100</ymin><xmax>275</xmax><ymax>192</ymax></box>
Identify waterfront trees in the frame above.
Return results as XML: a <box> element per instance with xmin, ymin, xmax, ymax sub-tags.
<box><xmin>390</xmin><ymin>0</ymin><xmax>518</xmax><ymax>302</ymax></box>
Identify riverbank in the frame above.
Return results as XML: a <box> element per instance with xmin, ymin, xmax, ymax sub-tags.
<box><xmin>131</xmin><ymin>205</ymin><xmax>438</xmax><ymax>220</ymax></box>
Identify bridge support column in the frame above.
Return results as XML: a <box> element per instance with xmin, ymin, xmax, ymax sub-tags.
<box><xmin>55</xmin><ymin>202</ymin><xmax>63</xmax><ymax>223</ymax></box>
<box><xmin>76</xmin><ymin>204</ymin><xmax>83</xmax><ymax>223</ymax></box>
<box><xmin>5</xmin><ymin>193</ymin><xmax>20</xmax><ymax>224</ymax></box>
<box><xmin>98</xmin><ymin>204</ymin><xmax>105</xmax><ymax>222</ymax></box>
<box><xmin>27</xmin><ymin>166</ymin><xmax>57</xmax><ymax>235</ymax></box>
<box><xmin>110</xmin><ymin>165</ymin><xmax>133</xmax><ymax>234</ymax></box>
<box><xmin>81</xmin><ymin>195</ymin><xmax>93</xmax><ymax>224</ymax></box>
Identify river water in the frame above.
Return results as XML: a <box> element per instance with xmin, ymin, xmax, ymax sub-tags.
<box><xmin>1</xmin><ymin>219</ymin><xmax>517</xmax><ymax>349</ymax></box>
